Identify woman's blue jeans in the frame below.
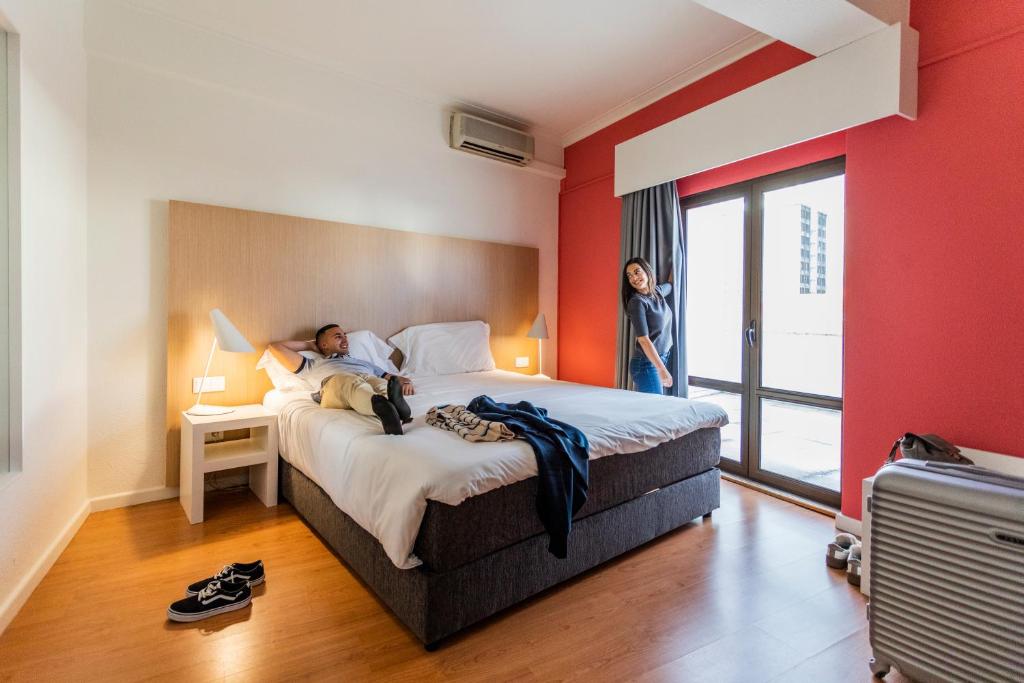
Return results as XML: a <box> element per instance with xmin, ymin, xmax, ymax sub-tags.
<box><xmin>630</xmin><ymin>353</ymin><xmax>670</xmax><ymax>395</ymax></box>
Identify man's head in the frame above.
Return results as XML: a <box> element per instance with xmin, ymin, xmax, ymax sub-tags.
<box><xmin>315</xmin><ymin>324</ymin><xmax>348</xmax><ymax>356</ymax></box>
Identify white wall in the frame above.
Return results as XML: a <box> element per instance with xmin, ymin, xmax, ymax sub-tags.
<box><xmin>85</xmin><ymin>1</ymin><xmax>561</xmax><ymax>499</ymax></box>
<box><xmin>0</xmin><ymin>0</ymin><xmax>90</xmax><ymax>633</ymax></box>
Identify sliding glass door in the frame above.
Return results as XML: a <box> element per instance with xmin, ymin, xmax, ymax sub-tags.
<box><xmin>685</xmin><ymin>193</ymin><xmax>747</xmax><ymax>465</ymax></box>
<box><xmin>683</xmin><ymin>158</ymin><xmax>845</xmax><ymax>507</ymax></box>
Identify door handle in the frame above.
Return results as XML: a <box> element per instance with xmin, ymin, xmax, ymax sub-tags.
<box><xmin>745</xmin><ymin>320</ymin><xmax>757</xmax><ymax>347</ymax></box>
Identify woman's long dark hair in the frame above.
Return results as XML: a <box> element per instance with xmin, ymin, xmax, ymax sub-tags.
<box><xmin>621</xmin><ymin>257</ymin><xmax>661</xmax><ymax>310</ymax></box>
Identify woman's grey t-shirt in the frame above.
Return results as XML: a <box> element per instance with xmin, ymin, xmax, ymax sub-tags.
<box><xmin>627</xmin><ymin>283</ymin><xmax>673</xmax><ymax>357</ymax></box>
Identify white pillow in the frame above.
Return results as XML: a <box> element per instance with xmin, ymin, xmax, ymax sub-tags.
<box><xmin>388</xmin><ymin>321</ymin><xmax>495</xmax><ymax>377</ymax></box>
<box><xmin>256</xmin><ymin>349</ymin><xmax>319</xmax><ymax>392</ymax></box>
<box><xmin>346</xmin><ymin>330</ymin><xmax>400</xmax><ymax>375</ymax></box>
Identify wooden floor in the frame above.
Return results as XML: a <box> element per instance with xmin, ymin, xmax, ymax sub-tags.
<box><xmin>0</xmin><ymin>481</ymin><xmax>909</xmax><ymax>682</ymax></box>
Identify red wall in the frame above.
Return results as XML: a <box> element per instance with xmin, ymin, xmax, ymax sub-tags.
<box><xmin>558</xmin><ymin>42</ymin><xmax>815</xmax><ymax>386</ymax></box>
<box><xmin>558</xmin><ymin>1</ymin><xmax>1024</xmax><ymax>517</ymax></box>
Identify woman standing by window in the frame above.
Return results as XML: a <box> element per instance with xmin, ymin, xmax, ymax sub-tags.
<box><xmin>622</xmin><ymin>257</ymin><xmax>673</xmax><ymax>394</ymax></box>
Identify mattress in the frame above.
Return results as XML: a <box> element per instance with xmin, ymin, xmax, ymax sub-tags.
<box><xmin>264</xmin><ymin>370</ymin><xmax>729</xmax><ymax>569</ymax></box>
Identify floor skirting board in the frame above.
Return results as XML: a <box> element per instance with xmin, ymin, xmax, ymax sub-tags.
<box><xmin>90</xmin><ymin>485</ymin><xmax>180</xmax><ymax>513</ymax></box>
<box><xmin>0</xmin><ymin>499</ymin><xmax>91</xmax><ymax>635</ymax></box>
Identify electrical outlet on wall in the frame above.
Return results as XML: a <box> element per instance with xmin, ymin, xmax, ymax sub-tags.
<box><xmin>205</xmin><ymin>431</ymin><xmax>224</xmax><ymax>444</ymax></box>
<box><xmin>515</xmin><ymin>356</ymin><xmax>529</xmax><ymax>368</ymax></box>
<box><xmin>193</xmin><ymin>376</ymin><xmax>226</xmax><ymax>393</ymax></box>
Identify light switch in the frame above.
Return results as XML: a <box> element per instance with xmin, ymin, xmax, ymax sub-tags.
<box><xmin>193</xmin><ymin>375</ymin><xmax>226</xmax><ymax>393</ymax></box>
<box><xmin>515</xmin><ymin>356</ymin><xmax>529</xmax><ymax>368</ymax></box>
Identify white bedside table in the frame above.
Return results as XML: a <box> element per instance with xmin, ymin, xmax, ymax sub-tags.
<box><xmin>180</xmin><ymin>404</ymin><xmax>279</xmax><ymax>524</ymax></box>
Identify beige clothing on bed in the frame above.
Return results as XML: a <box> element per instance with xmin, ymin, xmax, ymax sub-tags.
<box><xmin>425</xmin><ymin>404</ymin><xmax>516</xmax><ymax>442</ymax></box>
<box><xmin>319</xmin><ymin>372</ymin><xmax>388</xmax><ymax>416</ymax></box>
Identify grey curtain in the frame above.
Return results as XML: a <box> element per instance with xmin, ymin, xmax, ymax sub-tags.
<box><xmin>615</xmin><ymin>181</ymin><xmax>687</xmax><ymax>397</ymax></box>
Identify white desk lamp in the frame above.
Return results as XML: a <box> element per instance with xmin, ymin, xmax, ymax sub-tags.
<box><xmin>527</xmin><ymin>313</ymin><xmax>548</xmax><ymax>376</ymax></box>
<box><xmin>187</xmin><ymin>308</ymin><xmax>255</xmax><ymax>416</ymax></box>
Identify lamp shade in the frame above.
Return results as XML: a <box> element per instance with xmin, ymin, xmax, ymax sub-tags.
<box><xmin>527</xmin><ymin>313</ymin><xmax>549</xmax><ymax>340</ymax></box>
<box><xmin>210</xmin><ymin>308</ymin><xmax>254</xmax><ymax>353</ymax></box>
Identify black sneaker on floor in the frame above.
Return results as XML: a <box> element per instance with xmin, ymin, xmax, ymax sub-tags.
<box><xmin>167</xmin><ymin>579</ymin><xmax>252</xmax><ymax>623</ymax></box>
<box><xmin>186</xmin><ymin>560</ymin><xmax>265</xmax><ymax>596</ymax></box>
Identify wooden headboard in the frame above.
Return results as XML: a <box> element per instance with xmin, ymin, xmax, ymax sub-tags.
<box><xmin>166</xmin><ymin>201</ymin><xmax>538</xmax><ymax>483</ymax></box>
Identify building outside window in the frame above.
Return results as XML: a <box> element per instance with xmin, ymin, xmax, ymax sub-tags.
<box><xmin>797</xmin><ymin>204</ymin><xmax>829</xmax><ymax>295</ymax></box>
<box><xmin>799</xmin><ymin>204</ymin><xmax>811</xmax><ymax>294</ymax></box>
<box><xmin>816</xmin><ymin>210</ymin><xmax>827</xmax><ymax>293</ymax></box>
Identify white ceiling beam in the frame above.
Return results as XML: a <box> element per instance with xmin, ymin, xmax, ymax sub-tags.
<box><xmin>614</xmin><ymin>22</ymin><xmax>918</xmax><ymax>197</ymax></box>
<box><xmin>690</xmin><ymin>0</ymin><xmax>908</xmax><ymax>56</ymax></box>
<box><xmin>846</xmin><ymin>0</ymin><xmax>910</xmax><ymax>27</ymax></box>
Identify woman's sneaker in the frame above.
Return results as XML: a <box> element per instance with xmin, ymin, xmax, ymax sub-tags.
<box><xmin>847</xmin><ymin>543</ymin><xmax>863</xmax><ymax>587</ymax></box>
<box><xmin>168</xmin><ymin>580</ymin><xmax>252</xmax><ymax>622</ymax></box>
<box><xmin>186</xmin><ymin>560</ymin><xmax>265</xmax><ymax>596</ymax></box>
<box><xmin>826</xmin><ymin>533</ymin><xmax>858</xmax><ymax>569</ymax></box>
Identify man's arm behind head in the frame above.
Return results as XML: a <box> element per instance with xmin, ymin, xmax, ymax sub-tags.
<box><xmin>268</xmin><ymin>339</ymin><xmax>316</xmax><ymax>373</ymax></box>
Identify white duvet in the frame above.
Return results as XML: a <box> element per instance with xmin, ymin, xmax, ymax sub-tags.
<box><xmin>264</xmin><ymin>370</ymin><xmax>728</xmax><ymax>569</ymax></box>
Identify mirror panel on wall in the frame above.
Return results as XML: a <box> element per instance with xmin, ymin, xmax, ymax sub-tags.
<box><xmin>0</xmin><ymin>30</ymin><xmax>9</xmax><ymax>475</ymax></box>
<box><xmin>0</xmin><ymin>29</ymin><xmax>19</xmax><ymax>478</ymax></box>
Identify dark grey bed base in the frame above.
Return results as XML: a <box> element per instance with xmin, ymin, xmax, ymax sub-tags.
<box><xmin>280</xmin><ymin>455</ymin><xmax>721</xmax><ymax>648</ymax></box>
<box><xmin>415</xmin><ymin>426</ymin><xmax>721</xmax><ymax>571</ymax></box>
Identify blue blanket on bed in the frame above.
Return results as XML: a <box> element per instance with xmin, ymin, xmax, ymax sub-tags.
<box><xmin>466</xmin><ymin>395</ymin><xmax>589</xmax><ymax>558</ymax></box>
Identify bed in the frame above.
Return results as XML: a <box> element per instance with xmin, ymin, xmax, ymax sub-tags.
<box><xmin>165</xmin><ymin>203</ymin><xmax>725</xmax><ymax>647</ymax></box>
<box><xmin>266</xmin><ymin>369</ymin><xmax>727</xmax><ymax>648</ymax></box>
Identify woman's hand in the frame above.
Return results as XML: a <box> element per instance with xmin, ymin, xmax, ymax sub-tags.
<box><xmin>658</xmin><ymin>367</ymin><xmax>674</xmax><ymax>388</ymax></box>
<box><xmin>398</xmin><ymin>376</ymin><xmax>415</xmax><ymax>396</ymax></box>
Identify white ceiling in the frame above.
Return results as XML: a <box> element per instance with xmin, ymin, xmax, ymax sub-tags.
<box><xmin>128</xmin><ymin>0</ymin><xmax>768</xmax><ymax>145</ymax></box>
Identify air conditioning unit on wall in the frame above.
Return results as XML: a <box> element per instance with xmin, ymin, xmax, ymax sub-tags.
<box><xmin>449</xmin><ymin>112</ymin><xmax>534</xmax><ymax>166</ymax></box>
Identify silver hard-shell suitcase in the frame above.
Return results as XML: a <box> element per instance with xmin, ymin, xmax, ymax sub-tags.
<box><xmin>868</xmin><ymin>460</ymin><xmax>1024</xmax><ymax>682</ymax></box>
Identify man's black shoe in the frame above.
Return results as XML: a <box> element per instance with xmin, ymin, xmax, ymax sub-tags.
<box><xmin>186</xmin><ymin>560</ymin><xmax>265</xmax><ymax>596</ymax></box>
<box><xmin>372</xmin><ymin>394</ymin><xmax>404</xmax><ymax>435</ymax></box>
<box><xmin>167</xmin><ymin>579</ymin><xmax>251</xmax><ymax>623</ymax></box>
<box><xmin>387</xmin><ymin>376</ymin><xmax>413</xmax><ymax>424</ymax></box>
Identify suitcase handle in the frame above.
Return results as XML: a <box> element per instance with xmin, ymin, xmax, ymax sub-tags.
<box><xmin>889</xmin><ymin>459</ymin><xmax>1024</xmax><ymax>490</ymax></box>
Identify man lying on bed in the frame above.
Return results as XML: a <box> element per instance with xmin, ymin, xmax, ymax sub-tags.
<box><xmin>269</xmin><ymin>324</ymin><xmax>414</xmax><ymax>436</ymax></box>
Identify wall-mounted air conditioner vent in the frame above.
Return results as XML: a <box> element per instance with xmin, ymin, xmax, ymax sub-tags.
<box><xmin>449</xmin><ymin>112</ymin><xmax>534</xmax><ymax>166</ymax></box>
